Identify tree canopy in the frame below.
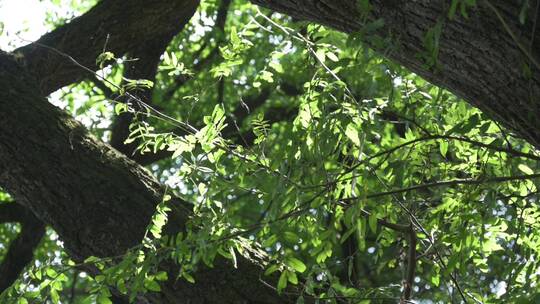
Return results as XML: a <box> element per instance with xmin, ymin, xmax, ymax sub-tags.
<box><xmin>0</xmin><ymin>0</ymin><xmax>540</xmax><ymax>303</ymax></box>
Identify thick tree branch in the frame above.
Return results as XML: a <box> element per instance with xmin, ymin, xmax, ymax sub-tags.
<box><xmin>0</xmin><ymin>202</ymin><xmax>45</xmax><ymax>293</ymax></box>
<box><xmin>250</xmin><ymin>0</ymin><xmax>540</xmax><ymax>149</ymax></box>
<box><xmin>0</xmin><ymin>50</ymin><xmax>289</xmax><ymax>302</ymax></box>
<box><xmin>0</xmin><ymin>51</ymin><xmax>171</xmax><ymax>259</ymax></box>
<box><xmin>16</xmin><ymin>0</ymin><xmax>200</xmax><ymax>96</ymax></box>
<box><xmin>0</xmin><ymin>202</ymin><xmax>29</xmax><ymax>223</ymax></box>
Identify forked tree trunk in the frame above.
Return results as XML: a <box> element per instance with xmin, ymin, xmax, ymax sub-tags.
<box><xmin>0</xmin><ymin>52</ymin><xmax>289</xmax><ymax>303</ymax></box>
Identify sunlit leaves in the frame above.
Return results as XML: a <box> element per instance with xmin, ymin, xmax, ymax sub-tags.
<box><xmin>212</xmin><ymin>25</ymin><xmax>255</xmax><ymax>77</ymax></box>
<box><xmin>10</xmin><ymin>0</ymin><xmax>540</xmax><ymax>303</ymax></box>
<box><xmin>286</xmin><ymin>257</ymin><xmax>307</xmax><ymax>273</ymax></box>
<box><xmin>345</xmin><ymin>123</ymin><xmax>362</xmax><ymax>147</ymax></box>
<box><xmin>196</xmin><ymin>104</ymin><xmax>227</xmax><ymax>152</ymax></box>
<box><xmin>146</xmin><ymin>194</ymin><xmax>172</xmax><ymax>240</ymax></box>
<box><xmin>96</xmin><ymin>51</ymin><xmax>115</xmax><ymax>69</ymax></box>
<box><xmin>169</xmin><ymin>135</ymin><xmax>196</xmax><ymax>159</ymax></box>
<box><xmin>251</xmin><ymin>113</ymin><xmax>270</xmax><ymax>145</ymax></box>
<box><xmin>518</xmin><ymin>164</ymin><xmax>534</xmax><ymax>175</ymax></box>
<box><xmin>160</xmin><ymin>51</ymin><xmax>193</xmax><ymax>77</ymax></box>
<box><xmin>113</xmin><ymin>103</ymin><xmax>127</xmax><ymax>116</ymax></box>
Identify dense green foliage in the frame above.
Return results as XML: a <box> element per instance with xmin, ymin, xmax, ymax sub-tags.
<box><xmin>1</xmin><ymin>0</ymin><xmax>540</xmax><ymax>303</ymax></box>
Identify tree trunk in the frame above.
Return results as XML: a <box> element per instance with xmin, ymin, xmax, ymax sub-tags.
<box><xmin>0</xmin><ymin>51</ymin><xmax>168</xmax><ymax>259</ymax></box>
<box><xmin>251</xmin><ymin>0</ymin><xmax>540</xmax><ymax>148</ymax></box>
<box><xmin>0</xmin><ymin>52</ymin><xmax>289</xmax><ymax>303</ymax></box>
<box><xmin>0</xmin><ymin>0</ymin><xmax>295</xmax><ymax>301</ymax></box>
<box><xmin>17</xmin><ymin>0</ymin><xmax>200</xmax><ymax>96</ymax></box>
<box><xmin>2</xmin><ymin>0</ymin><xmax>540</xmax><ymax>302</ymax></box>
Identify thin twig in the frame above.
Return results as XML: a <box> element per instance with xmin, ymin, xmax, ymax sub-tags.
<box><xmin>339</xmin><ymin>172</ymin><xmax>540</xmax><ymax>201</ymax></box>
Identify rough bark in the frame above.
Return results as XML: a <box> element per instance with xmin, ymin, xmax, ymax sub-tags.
<box><xmin>0</xmin><ymin>203</ymin><xmax>45</xmax><ymax>293</ymax></box>
<box><xmin>0</xmin><ymin>51</ymin><xmax>170</xmax><ymax>259</ymax></box>
<box><xmin>251</xmin><ymin>0</ymin><xmax>540</xmax><ymax>149</ymax></box>
<box><xmin>16</xmin><ymin>0</ymin><xmax>200</xmax><ymax>96</ymax></box>
<box><xmin>0</xmin><ymin>52</ymin><xmax>291</xmax><ymax>302</ymax></box>
<box><xmin>2</xmin><ymin>0</ymin><xmax>540</xmax><ymax>302</ymax></box>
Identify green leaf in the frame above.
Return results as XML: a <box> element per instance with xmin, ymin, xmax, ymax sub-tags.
<box><xmin>50</xmin><ymin>290</ymin><xmax>60</xmax><ymax>304</ymax></box>
<box><xmin>34</xmin><ymin>269</ymin><xmax>42</xmax><ymax>281</ymax></box>
<box><xmin>264</xmin><ymin>264</ymin><xmax>279</xmax><ymax>276</ymax></box>
<box><xmin>357</xmin><ymin>0</ymin><xmax>372</xmax><ymax>13</ymax></box>
<box><xmin>46</xmin><ymin>268</ymin><xmax>57</xmax><ymax>278</ymax></box>
<box><xmin>96</xmin><ymin>51</ymin><xmax>115</xmax><ymax>67</ymax></box>
<box><xmin>287</xmin><ymin>271</ymin><xmax>298</xmax><ymax>285</ymax></box>
<box><xmin>345</xmin><ymin>123</ymin><xmax>361</xmax><ymax>147</ymax></box>
<box><xmin>17</xmin><ymin>298</ymin><xmax>28</xmax><ymax>304</ymax></box>
<box><xmin>182</xmin><ymin>272</ymin><xmax>195</xmax><ymax>284</ymax></box>
<box><xmin>448</xmin><ymin>0</ymin><xmax>459</xmax><ymax>19</ymax></box>
<box><xmin>84</xmin><ymin>256</ymin><xmax>100</xmax><ymax>264</ymax></box>
<box><xmin>439</xmin><ymin>140</ymin><xmax>448</xmax><ymax>157</ymax></box>
<box><xmin>155</xmin><ymin>271</ymin><xmax>168</xmax><ymax>281</ymax></box>
<box><xmin>230</xmin><ymin>26</ymin><xmax>240</xmax><ymax>46</ymax></box>
<box><xmin>483</xmin><ymin>238</ymin><xmax>503</xmax><ymax>253</ymax></box>
<box><xmin>277</xmin><ymin>271</ymin><xmax>288</xmax><ymax>293</ymax></box>
<box><xmin>315</xmin><ymin>48</ymin><xmax>326</xmax><ymax>63</ymax></box>
<box><xmin>97</xmin><ymin>291</ymin><xmax>113</xmax><ymax>304</ymax></box>
<box><xmin>229</xmin><ymin>246</ymin><xmax>238</xmax><ymax>269</ymax></box>
<box><xmin>198</xmin><ymin>183</ymin><xmax>208</xmax><ymax>196</ymax></box>
<box><xmin>269</xmin><ymin>61</ymin><xmax>284</xmax><ymax>73</ymax></box>
<box><xmin>430</xmin><ymin>273</ymin><xmax>440</xmax><ymax>287</ymax></box>
<box><xmin>286</xmin><ymin>257</ymin><xmax>307</xmax><ymax>273</ymax></box>
<box><xmin>284</xmin><ymin>231</ymin><xmax>299</xmax><ymax>243</ymax></box>
<box><xmin>518</xmin><ymin>164</ymin><xmax>534</xmax><ymax>175</ymax></box>
<box><xmin>114</xmin><ymin>103</ymin><xmax>128</xmax><ymax>115</ymax></box>
<box><xmin>368</xmin><ymin>213</ymin><xmax>378</xmax><ymax>233</ymax></box>
<box><xmin>144</xmin><ymin>278</ymin><xmax>162</xmax><ymax>292</ymax></box>
<box><xmin>326</xmin><ymin>51</ymin><xmax>339</xmax><ymax>62</ymax></box>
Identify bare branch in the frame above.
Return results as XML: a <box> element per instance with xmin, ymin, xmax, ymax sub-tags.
<box><xmin>401</xmin><ymin>224</ymin><xmax>417</xmax><ymax>303</ymax></box>
<box><xmin>338</xmin><ymin>173</ymin><xmax>540</xmax><ymax>202</ymax></box>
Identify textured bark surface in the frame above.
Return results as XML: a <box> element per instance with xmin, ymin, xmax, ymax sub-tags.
<box><xmin>16</xmin><ymin>0</ymin><xmax>200</xmax><ymax>96</ymax></box>
<box><xmin>0</xmin><ymin>52</ymin><xmax>290</xmax><ymax>303</ymax></box>
<box><xmin>251</xmin><ymin>0</ymin><xmax>540</xmax><ymax>149</ymax></box>
<box><xmin>0</xmin><ymin>52</ymin><xmax>168</xmax><ymax>259</ymax></box>
<box><xmin>0</xmin><ymin>203</ymin><xmax>45</xmax><ymax>293</ymax></box>
<box><xmin>2</xmin><ymin>0</ymin><xmax>540</xmax><ymax>302</ymax></box>
<box><xmin>0</xmin><ymin>0</ymin><xmax>292</xmax><ymax>301</ymax></box>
